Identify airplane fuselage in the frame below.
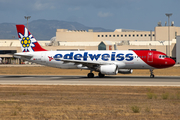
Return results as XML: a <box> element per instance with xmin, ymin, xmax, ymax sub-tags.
<box><xmin>15</xmin><ymin>50</ymin><xmax>175</xmax><ymax>70</ymax></box>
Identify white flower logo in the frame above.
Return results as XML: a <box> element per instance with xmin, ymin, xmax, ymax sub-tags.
<box><xmin>18</xmin><ymin>27</ymin><xmax>36</xmax><ymax>52</ymax></box>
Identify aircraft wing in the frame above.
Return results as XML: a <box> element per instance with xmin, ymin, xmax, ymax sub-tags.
<box><xmin>14</xmin><ymin>53</ymin><xmax>33</xmax><ymax>59</ymax></box>
<box><xmin>55</xmin><ymin>58</ymin><xmax>112</xmax><ymax>68</ymax></box>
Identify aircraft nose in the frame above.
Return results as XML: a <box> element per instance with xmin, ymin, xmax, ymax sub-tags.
<box><xmin>166</xmin><ymin>58</ymin><xmax>175</xmax><ymax>67</ymax></box>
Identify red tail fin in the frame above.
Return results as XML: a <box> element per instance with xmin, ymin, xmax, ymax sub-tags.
<box><xmin>16</xmin><ymin>25</ymin><xmax>47</xmax><ymax>52</ymax></box>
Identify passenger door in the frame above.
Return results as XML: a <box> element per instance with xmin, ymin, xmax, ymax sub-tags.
<box><xmin>147</xmin><ymin>52</ymin><xmax>153</xmax><ymax>62</ymax></box>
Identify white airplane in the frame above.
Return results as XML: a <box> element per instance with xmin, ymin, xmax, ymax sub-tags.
<box><xmin>14</xmin><ymin>25</ymin><xmax>175</xmax><ymax>78</ymax></box>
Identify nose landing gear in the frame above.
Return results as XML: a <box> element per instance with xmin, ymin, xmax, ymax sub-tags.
<box><xmin>150</xmin><ymin>69</ymin><xmax>155</xmax><ymax>78</ymax></box>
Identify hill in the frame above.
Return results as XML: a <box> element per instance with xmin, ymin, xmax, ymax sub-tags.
<box><xmin>0</xmin><ymin>19</ymin><xmax>113</xmax><ymax>40</ymax></box>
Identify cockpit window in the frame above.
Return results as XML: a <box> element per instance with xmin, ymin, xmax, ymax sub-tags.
<box><xmin>159</xmin><ymin>55</ymin><xmax>168</xmax><ymax>59</ymax></box>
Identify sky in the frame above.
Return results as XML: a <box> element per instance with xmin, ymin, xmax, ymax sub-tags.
<box><xmin>0</xmin><ymin>0</ymin><xmax>179</xmax><ymax>31</ymax></box>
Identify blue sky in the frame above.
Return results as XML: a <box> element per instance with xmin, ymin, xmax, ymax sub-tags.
<box><xmin>0</xmin><ymin>0</ymin><xmax>179</xmax><ymax>31</ymax></box>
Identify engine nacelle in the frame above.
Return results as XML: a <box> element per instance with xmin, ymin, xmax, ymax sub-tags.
<box><xmin>118</xmin><ymin>69</ymin><xmax>133</xmax><ymax>74</ymax></box>
<box><xmin>100</xmin><ymin>65</ymin><xmax>118</xmax><ymax>75</ymax></box>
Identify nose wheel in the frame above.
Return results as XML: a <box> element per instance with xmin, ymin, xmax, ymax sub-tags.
<box><xmin>150</xmin><ymin>69</ymin><xmax>155</xmax><ymax>78</ymax></box>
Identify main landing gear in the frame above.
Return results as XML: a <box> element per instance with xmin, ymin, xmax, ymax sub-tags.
<box><xmin>87</xmin><ymin>70</ymin><xmax>94</xmax><ymax>78</ymax></box>
<box><xmin>98</xmin><ymin>72</ymin><xmax>105</xmax><ymax>78</ymax></box>
<box><xmin>87</xmin><ymin>71</ymin><xmax>105</xmax><ymax>78</ymax></box>
<box><xmin>150</xmin><ymin>69</ymin><xmax>155</xmax><ymax>78</ymax></box>
<box><xmin>87</xmin><ymin>73</ymin><xmax>94</xmax><ymax>78</ymax></box>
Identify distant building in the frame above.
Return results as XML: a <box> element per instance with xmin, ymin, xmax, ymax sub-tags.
<box><xmin>56</xmin><ymin>26</ymin><xmax>180</xmax><ymax>42</ymax></box>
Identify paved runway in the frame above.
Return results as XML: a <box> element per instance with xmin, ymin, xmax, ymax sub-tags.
<box><xmin>0</xmin><ymin>75</ymin><xmax>180</xmax><ymax>86</ymax></box>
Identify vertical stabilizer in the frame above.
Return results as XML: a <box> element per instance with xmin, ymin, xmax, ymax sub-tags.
<box><xmin>16</xmin><ymin>25</ymin><xmax>47</xmax><ymax>52</ymax></box>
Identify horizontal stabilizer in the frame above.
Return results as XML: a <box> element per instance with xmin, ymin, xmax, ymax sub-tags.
<box><xmin>14</xmin><ymin>53</ymin><xmax>33</xmax><ymax>59</ymax></box>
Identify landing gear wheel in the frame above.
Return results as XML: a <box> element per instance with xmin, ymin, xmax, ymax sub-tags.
<box><xmin>98</xmin><ymin>72</ymin><xmax>105</xmax><ymax>78</ymax></box>
<box><xmin>87</xmin><ymin>73</ymin><xmax>94</xmax><ymax>78</ymax></box>
<box><xmin>149</xmin><ymin>69</ymin><xmax>155</xmax><ymax>78</ymax></box>
<box><xmin>150</xmin><ymin>74</ymin><xmax>154</xmax><ymax>78</ymax></box>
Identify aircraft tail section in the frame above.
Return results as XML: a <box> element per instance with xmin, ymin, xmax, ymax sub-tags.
<box><xmin>16</xmin><ymin>25</ymin><xmax>47</xmax><ymax>52</ymax></box>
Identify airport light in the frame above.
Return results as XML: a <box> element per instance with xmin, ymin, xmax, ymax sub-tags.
<box><xmin>24</xmin><ymin>16</ymin><xmax>31</xmax><ymax>29</ymax></box>
<box><xmin>165</xmin><ymin>13</ymin><xmax>172</xmax><ymax>57</ymax></box>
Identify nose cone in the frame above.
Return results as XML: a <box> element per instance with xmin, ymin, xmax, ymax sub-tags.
<box><xmin>166</xmin><ymin>58</ymin><xmax>176</xmax><ymax>67</ymax></box>
<box><xmin>170</xmin><ymin>59</ymin><xmax>176</xmax><ymax>66</ymax></box>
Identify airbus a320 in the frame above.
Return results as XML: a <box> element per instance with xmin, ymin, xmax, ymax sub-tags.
<box><xmin>14</xmin><ymin>25</ymin><xmax>175</xmax><ymax>78</ymax></box>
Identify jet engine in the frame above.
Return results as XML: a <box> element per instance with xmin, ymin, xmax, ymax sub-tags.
<box><xmin>118</xmin><ymin>69</ymin><xmax>133</xmax><ymax>74</ymax></box>
<box><xmin>99</xmin><ymin>65</ymin><xmax>118</xmax><ymax>75</ymax></box>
